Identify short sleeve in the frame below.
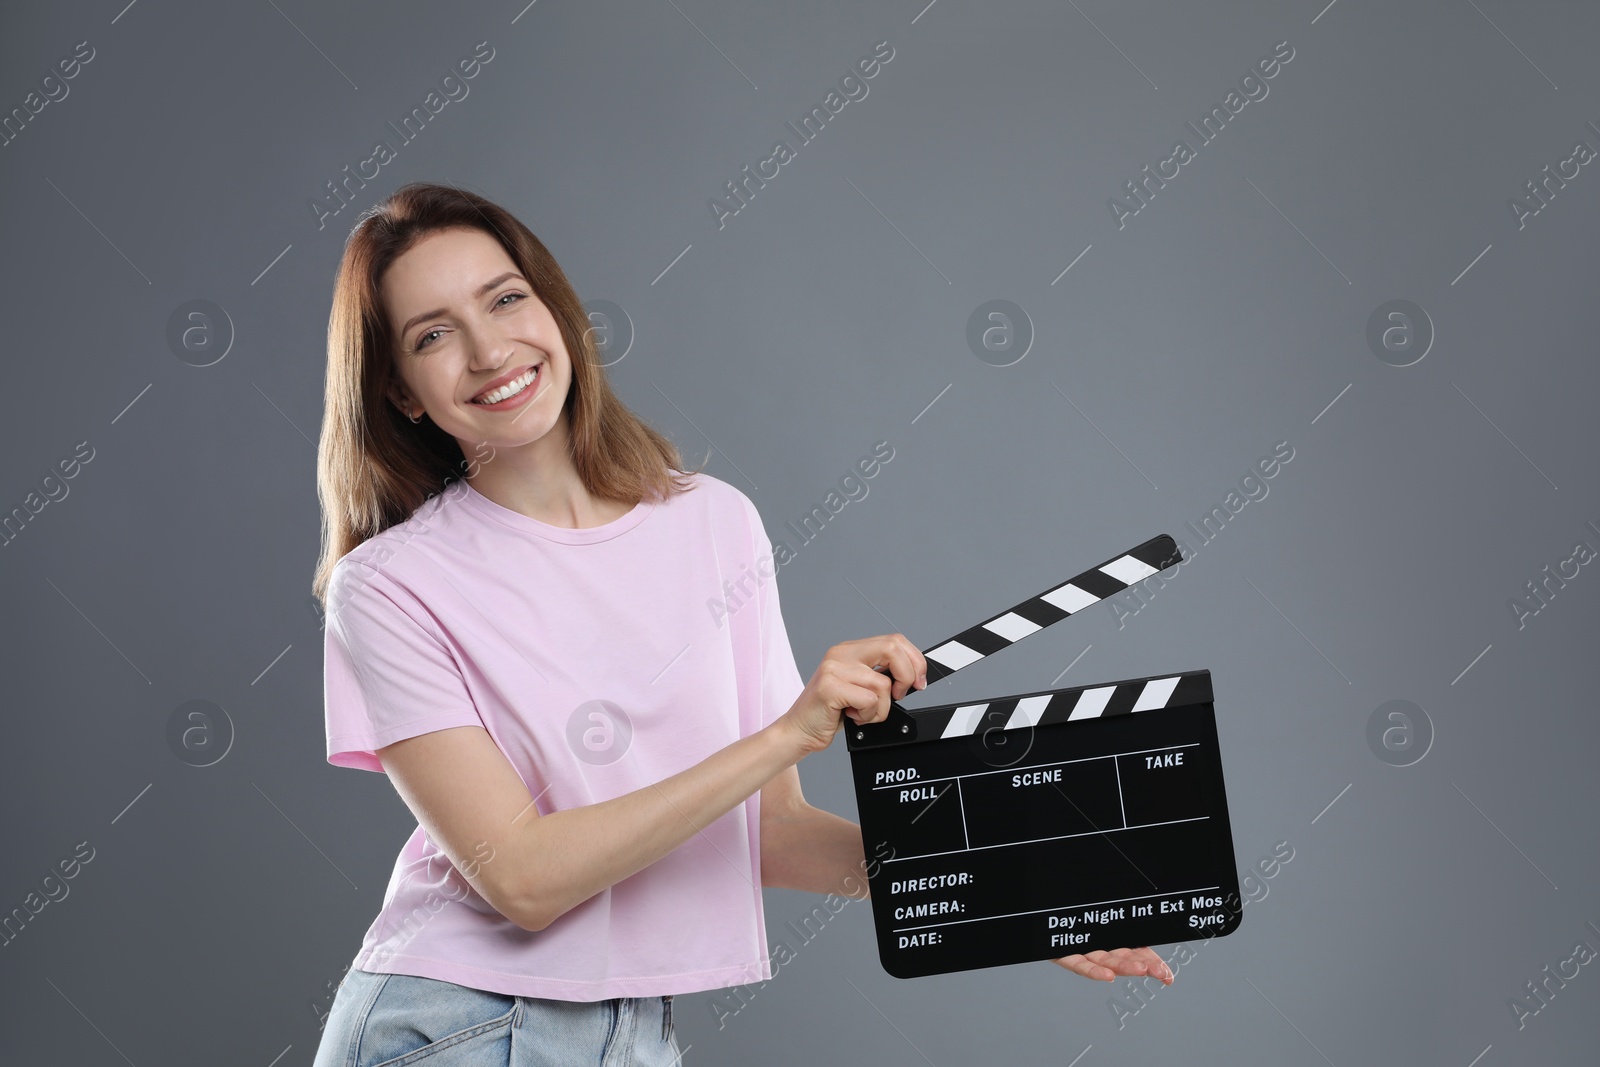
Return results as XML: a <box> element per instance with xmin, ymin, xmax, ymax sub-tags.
<box><xmin>322</xmin><ymin>560</ymin><xmax>485</xmax><ymax>773</ymax></box>
<box><xmin>739</xmin><ymin>495</ymin><xmax>807</xmax><ymax>730</ymax></box>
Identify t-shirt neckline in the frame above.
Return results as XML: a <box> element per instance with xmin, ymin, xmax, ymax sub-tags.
<box><xmin>457</xmin><ymin>478</ymin><xmax>655</xmax><ymax>544</ymax></box>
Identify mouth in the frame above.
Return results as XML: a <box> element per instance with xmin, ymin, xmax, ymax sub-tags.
<box><xmin>470</xmin><ymin>363</ymin><xmax>542</xmax><ymax>408</ymax></box>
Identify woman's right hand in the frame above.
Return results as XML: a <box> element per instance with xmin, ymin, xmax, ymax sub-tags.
<box><xmin>779</xmin><ymin>635</ymin><xmax>928</xmax><ymax>757</ymax></box>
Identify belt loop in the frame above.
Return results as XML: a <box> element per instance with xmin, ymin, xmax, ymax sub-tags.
<box><xmin>661</xmin><ymin>994</ymin><xmax>673</xmax><ymax>1041</ymax></box>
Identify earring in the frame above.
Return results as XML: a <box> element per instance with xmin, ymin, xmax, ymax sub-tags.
<box><xmin>407</xmin><ymin>409</ymin><xmax>423</xmax><ymax>424</ymax></box>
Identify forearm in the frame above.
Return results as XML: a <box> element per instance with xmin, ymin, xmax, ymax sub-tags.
<box><xmin>761</xmin><ymin>803</ymin><xmax>874</xmax><ymax>899</ymax></box>
<box><xmin>512</xmin><ymin>720</ymin><xmax>806</xmax><ymax>929</ymax></box>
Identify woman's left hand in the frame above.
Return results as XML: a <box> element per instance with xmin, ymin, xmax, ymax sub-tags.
<box><xmin>1052</xmin><ymin>947</ymin><xmax>1173</xmax><ymax>984</ymax></box>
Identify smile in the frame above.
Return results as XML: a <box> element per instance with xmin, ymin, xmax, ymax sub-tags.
<box><xmin>471</xmin><ymin>365</ymin><xmax>541</xmax><ymax>407</ymax></box>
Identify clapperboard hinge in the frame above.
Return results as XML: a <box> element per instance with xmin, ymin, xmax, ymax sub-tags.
<box><xmin>849</xmin><ymin>534</ymin><xmax>1185</xmax><ymax>751</ymax></box>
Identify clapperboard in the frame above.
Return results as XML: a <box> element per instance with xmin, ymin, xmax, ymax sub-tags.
<box><xmin>846</xmin><ymin>535</ymin><xmax>1242</xmax><ymax>979</ymax></box>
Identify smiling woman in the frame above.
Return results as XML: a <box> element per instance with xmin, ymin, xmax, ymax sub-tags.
<box><xmin>312</xmin><ymin>185</ymin><xmax>744</xmax><ymax>1066</ymax></box>
<box><xmin>380</xmin><ymin>238</ymin><xmax>569</xmax><ymax>444</ymax></box>
<box><xmin>309</xmin><ymin>183</ymin><xmax>1124</xmax><ymax>1067</ymax></box>
<box><xmin>311</xmin><ymin>184</ymin><xmax>699</xmax><ymax>590</ymax></box>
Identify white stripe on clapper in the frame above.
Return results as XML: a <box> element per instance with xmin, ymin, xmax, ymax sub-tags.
<box><xmin>927</xmin><ymin>639</ymin><xmax>984</xmax><ymax>671</ymax></box>
<box><xmin>1004</xmin><ymin>693</ymin><xmax>1053</xmax><ymax>730</ymax></box>
<box><xmin>1130</xmin><ymin>675</ymin><xmax>1181</xmax><ymax>711</ymax></box>
<box><xmin>1099</xmin><ymin>554</ymin><xmax>1159</xmax><ymax>585</ymax></box>
<box><xmin>1067</xmin><ymin>685</ymin><xmax>1117</xmax><ymax>720</ymax></box>
<box><xmin>983</xmin><ymin>611</ymin><xmax>1041</xmax><ymax>642</ymax></box>
<box><xmin>1040</xmin><ymin>583</ymin><xmax>1100</xmax><ymax>613</ymax></box>
<box><xmin>941</xmin><ymin>703</ymin><xmax>989</xmax><ymax>739</ymax></box>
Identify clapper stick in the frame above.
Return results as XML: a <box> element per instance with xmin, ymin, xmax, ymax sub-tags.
<box><xmin>844</xmin><ymin>534</ymin><xmax>1243</xmax><ymax>979</ymax></box>
<box><xmin>854</xmin><ymin>534</ymin><xmax>1183</xmax><ymax>748</ymax></box>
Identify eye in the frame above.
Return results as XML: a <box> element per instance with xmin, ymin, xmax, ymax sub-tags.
<box><xmin>411</xmin><ymin>293</ymin><xmax>525</xmax><ymax>353</ymax></box>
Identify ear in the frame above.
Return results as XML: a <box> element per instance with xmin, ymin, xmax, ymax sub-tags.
<box><xmin>385</xmin><ymin>380</ymin><xmax>414</xmax><ymax>418</ymax></box>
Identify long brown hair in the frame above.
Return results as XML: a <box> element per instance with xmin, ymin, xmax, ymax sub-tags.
<box><xmin>312</xmin><ymin>181</ymin><xmax>705</xmax><ymax>604</ymax></box>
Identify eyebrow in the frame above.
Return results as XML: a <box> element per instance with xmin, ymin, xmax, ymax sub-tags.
<box><xmin>398</xmin><ymin>271</ymin><xmax>526</xmax><ymax>340</ymax></box>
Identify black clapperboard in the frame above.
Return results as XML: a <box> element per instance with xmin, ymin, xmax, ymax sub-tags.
<box><xmin>846</xmin><ymin>535</ymin><xmax>1243</xmax><ymax>979</ymax></box>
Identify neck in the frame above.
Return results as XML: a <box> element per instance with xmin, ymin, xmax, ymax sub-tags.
<box><xmin>459</xmin><ymin>414</ymin><xmax>623</xmax><ymax>529</ymax></box>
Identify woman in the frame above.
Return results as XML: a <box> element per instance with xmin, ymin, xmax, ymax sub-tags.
<box><xmin>310</xmin><ymin>182</ymin><xmax>1169</xmax><ymax>1066</ymax></box>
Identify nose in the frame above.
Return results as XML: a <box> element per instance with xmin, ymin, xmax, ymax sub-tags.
<box><xmin>465</xmin><ymin>325</ymin><xmax>517</xmax><ymax>374</ymax></box>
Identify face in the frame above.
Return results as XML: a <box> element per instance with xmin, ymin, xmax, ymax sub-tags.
<box><xmin>381</xmin><ymin>226</ymin><xmax>572</xmax><ymax>458</ymax></box>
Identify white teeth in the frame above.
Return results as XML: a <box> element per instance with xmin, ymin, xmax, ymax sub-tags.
<box><xmin>474</xmin><ymin>366</ymin><xmax>538</xmax><ymax>405</ymax></box>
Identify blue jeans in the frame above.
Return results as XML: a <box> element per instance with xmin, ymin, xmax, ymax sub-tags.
<box><xmin>312</xmin><ymin>967</ymin><xmax>683</xmax><ymax>1066</ymax></box>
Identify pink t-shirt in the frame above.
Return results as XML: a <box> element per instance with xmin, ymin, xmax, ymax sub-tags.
<box><xmin>322</xmin><ymin>470</ymin><xmax>805</xmax><ymax>1000</ymax></box>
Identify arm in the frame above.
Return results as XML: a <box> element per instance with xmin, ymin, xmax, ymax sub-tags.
<box><xmin>375</xmin><ymin>632</ymin><xmax>925</xmax><ymax>933</ymax></box>
<box><xmin>759</xmin><ymin>764</ymin><xmax>872</xmax><ymax>899</ymax></box>
<box><xmin>377</xmin><ymin>717</ymin><xmax>809</xmax><ymax>932</ymax></box>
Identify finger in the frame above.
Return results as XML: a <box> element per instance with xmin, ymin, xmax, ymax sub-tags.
<box><xmin>851</xmin><ymin>664</ymin><xmax>896</xmax><ymax>723</ymax></box>
<box><xmin>1099</xmin><ymin>947</ymin><xmax>1172</xmax><ymax>983</ymax></box>
<box><xmin>1077</xmin><ymin>948</ymin><xmax>1141</xmax><ymax>978</ymax></box>
<box><xmin>839</xmin><ymin>675</ymin><xmax>891</xmax><ymax>725</ymax></box>
<box><xmin>899</xmin><ymin>634</ymin><xmax>929</xmax><ymax>690</ymax></box>
<box><xmin>1051</xmin><ymin>954</ymin><xmax>1116</xmax><ymax>981</ymax></box>
<box><xmin>1127</xmin><ymin>947</ymin><xmax>1174</xmax><ymax>983</ymax></box>
<box><xmin>870</xmin><ymin>639</ymin><xmax>923</xmax><ymax>700</ymax></box>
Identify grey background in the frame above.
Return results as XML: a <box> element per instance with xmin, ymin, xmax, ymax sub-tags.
<box><xmin>2</xmin><ymin>0</ymin><xmax>1596</xmax><ymax>1064</ymax></box>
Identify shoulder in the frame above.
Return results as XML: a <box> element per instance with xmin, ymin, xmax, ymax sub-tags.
<box><xmin>676</xmin><ymin>470</ymin><xmax>756</xmax><ymax>521</ymax></box>
<box><xmin>674</xmin><ymin>472</ymin><xmax>769</xmax><ymax>549</ymax></box>
<box><xmin>326</xmin><ymin>550</ymin><xmax>402</xmax><ymax>620</ymax></box>
<box><xmin>327</xmin><ymin>483</ymin><xmax>470</xmax><ymax>612</ymax></box>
